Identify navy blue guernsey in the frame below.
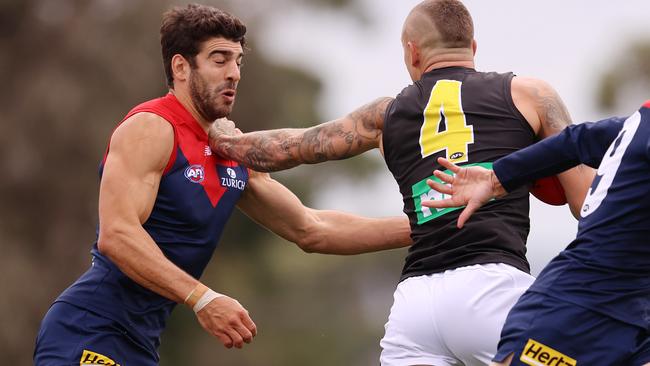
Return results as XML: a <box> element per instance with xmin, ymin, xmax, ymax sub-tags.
<box><xmin>494</xmin><ymin>101</ymin><xmax>650</xmax><ymax>330</ymax></box>
<box><xmin>56</xmin><ymin>94</ymin><xmax>249</xmax><ymax>357</ymax></box>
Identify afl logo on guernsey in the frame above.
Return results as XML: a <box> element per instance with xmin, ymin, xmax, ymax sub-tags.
<box><xmin>184</xmin><ymin>164</ymin><xmax>205</xmax><ymax>183</ymax></box>
<box><xmin>449</xmin><ymin>152</ymin><xmax>464</xmax><ymax>160</ymax></box>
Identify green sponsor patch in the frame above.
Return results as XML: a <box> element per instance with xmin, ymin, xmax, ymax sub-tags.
<box><xmin>412</xmin><ymin>162</ymin><xmax>493</xmax><ymax>225</ymax></box>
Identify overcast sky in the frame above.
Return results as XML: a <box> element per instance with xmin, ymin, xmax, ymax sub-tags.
<box><xmin>251</xmin><ymin>0</ymin><xmax>650</xmax><ymax>274</ymax></box>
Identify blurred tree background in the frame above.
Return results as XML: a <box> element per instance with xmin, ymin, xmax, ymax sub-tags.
<box><xmin>1</xmin><ymin>0</ymin><xmax>648</xmax><ymax>365</ymax></box>
<box><xmin>0</xmin><ymin>0</ymin><xmax>404</xmax><ymax>364</ymax></box>
<box><xmin>597</xmin><ymin>41</ymin><xmax>650</xmax><ymax>114</ymax></box>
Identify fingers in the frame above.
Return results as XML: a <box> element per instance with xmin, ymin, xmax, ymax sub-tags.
<box><xmin>437</xmin><ymin>157</ymin><xmax>461</xmax><ymax>173</ymax></box>
<box><xmin>423</xmin><ymin>177</ymin><xmax>455</xmax><ymax>209</ymax></box>
<box><xmin>215</xmin><ymin>117</ymin><xmax>235</xmax><ymax>127</ymax></box>
<box><xmin>210</xmin><ymin>118</ymin><xmax>238</xmax><ymax>137</ymax></box>
<box><xmin>433</xmin><ymin>170</ymin><xmax>454</xmax><ymax>185</ymax></box>
<box><xmin>230</xmin><ymin>309</ymin><xmax>256</xmax><ymax>346</ymax></box>
<box><xmin>215</xmin><ymin>314</ymin><xmax>254</xmax><ymax>349</ymax></box>
<box><xmin>224</xmin><ymin>327</ymin><xmax>245</xmax><ymax>349</ymax></box>
<box><xmin>196</xmin><ymin>296</ymin><xmax>257</xmax><ymax>349</ymax></box>
<box><xmin>421</xmin><ymin>198</ymin><xmax>456</xmax><ymax>209</ymax></box>
<box><xmin>241</xmin><ymin>312</ymin><xmax>257</xmax><ymax>337</ymax></box>
<box><xmin>457</xmin><ymin>201</ymin><xmax>481</xmax><ymax>228</ymax></box>
<box><xmin>215</xmin><ymin>331</ymin><xmax>234</xmax><ymax>349</ymax></box>
<box><xmin>232</xmin><ymin>323</ymin><xmax>253</xmax><ymax>346</ymax></box>
<box><xmin>426</xmin><ymin>179</ymin><xmax>452</xmax><ymax>195</ymax></box>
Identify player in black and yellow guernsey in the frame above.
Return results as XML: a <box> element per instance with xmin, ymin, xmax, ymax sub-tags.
<box><xmin>208</xmin><ymin>1</ymin><xmax>594</xmax><ymax>365</ymax></box>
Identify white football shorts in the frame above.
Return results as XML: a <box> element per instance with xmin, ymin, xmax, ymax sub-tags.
<box><xmin>380</xmin><ymin>263</ymin><xmax>535</xmax><ymax>366</ymax></box>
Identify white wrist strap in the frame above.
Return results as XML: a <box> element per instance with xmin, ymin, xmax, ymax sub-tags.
<box><xmin>193</xmin><ymin>289</ymin><xmax>224</xmax><ymax>313</ymax></box>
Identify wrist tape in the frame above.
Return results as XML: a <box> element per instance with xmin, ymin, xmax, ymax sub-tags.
<box><xmin>193</xmin><ymin>289</ymin><xmax>224</xmax><ymax>313</ymax></box>
<box><xmin>184</xmin><ymin>283</ymin><xmax>225</xmax><ymax>313</ymax></box>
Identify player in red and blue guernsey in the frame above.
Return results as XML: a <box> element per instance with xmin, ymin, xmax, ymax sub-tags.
<box><xmin>33</xmin><ymin>5</ymin><xmax>412</xmax><ymax>366</ymax></box>
<box><xmin>423</xmin><ymin>101</ymin><xmax>650</xmax><ymax>365</ymax></box>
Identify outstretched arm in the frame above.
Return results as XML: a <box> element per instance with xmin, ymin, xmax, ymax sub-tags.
<box><xmin>424</xmin><ymin>117</ymin><xmax>625</xmax><ymax>228</ymax></box>
<box><xmin>237</xmin><ymin>170</ymin><xmax>412</xmax><ymax>254</ymax></box>
<box><xmin>209</xmin><ymin>97</ymin><xmax>393</xmax><ymax>172</ymax></box>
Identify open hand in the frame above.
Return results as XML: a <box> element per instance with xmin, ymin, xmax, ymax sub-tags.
<box><xmin>422</xmin><ymin>157</ymin><xmax>505</xmax><ymax>228</ymax></box>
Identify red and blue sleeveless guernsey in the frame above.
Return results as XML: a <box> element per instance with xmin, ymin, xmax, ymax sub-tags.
<box><xmin>56</xmin><ymin>93</ymin><xmax>248</xmax><ymax>357</ymax></box>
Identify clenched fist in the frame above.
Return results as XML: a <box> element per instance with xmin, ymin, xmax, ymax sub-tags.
<box><xmin>195</xmin><ymin>295</ymin><xmax>257</xmax><ymax>349</ymax></box>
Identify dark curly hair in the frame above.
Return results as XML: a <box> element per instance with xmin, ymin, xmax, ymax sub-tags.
<box><xmin>160</xmin><ymin>4</ymin><xmax>247</xmax><ymax>88</ymax></box>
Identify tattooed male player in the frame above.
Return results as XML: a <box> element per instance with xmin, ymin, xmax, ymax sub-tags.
<box><xmin>208</xmin><ymin>1</ymin><xmax>594</xmax><ymax>365</ymax></box>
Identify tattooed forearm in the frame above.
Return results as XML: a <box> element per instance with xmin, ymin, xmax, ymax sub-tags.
<box><xmin>213</xmin><ymin>129</ymin><xmax>300</xmax><ymax>172</ymax></box>
<box><xmin>210</xmin><ymin>97</ymin><xmax>393</xmax><ymax>172</ymax></box>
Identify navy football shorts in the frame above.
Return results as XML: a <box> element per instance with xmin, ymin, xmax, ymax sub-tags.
<box><xmin>34</xmin><ymin>301</ymin><xmax>157</xmax><ymax>366</ymax></box>
<box><xmin>493</xmin><ymin>291</ymin><xmax>650</xmax><ymax>365</ymax></box>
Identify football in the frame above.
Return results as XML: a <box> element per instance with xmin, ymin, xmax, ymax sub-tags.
<box><xmin>530</xmin><ymin>176</ymin><xmax>567</xmax><ymax>206</ymax></box>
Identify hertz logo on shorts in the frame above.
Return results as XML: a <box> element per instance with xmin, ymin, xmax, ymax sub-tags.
<box><xmin>520</xmin><ymin>339</ymin><xmax>576</xmax><ymax>366</ymax></box>
<box><xmin>80</xmin><ymin>349</ymin><xmax>121</xmax><ymax>366</ymax></box>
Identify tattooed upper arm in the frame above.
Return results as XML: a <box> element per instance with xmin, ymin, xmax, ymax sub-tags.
<box><xmin>337</xmin><ymin>96</ymin><xmax>393</xmax><ymax>150</ymax></box>
<box><xmin>348</xmin><ymin>97</ymin><xmax>393</xmax><ymax>136</ymax></box>
<box><xmin>528</xmin><ymin>78</ymin><xmax>573</xmax><ymax>138</ymax></box>
<box><xmin>294</xmin><ymin>96</ymin><xmax>392</xmax><ymax>164</ymax></box>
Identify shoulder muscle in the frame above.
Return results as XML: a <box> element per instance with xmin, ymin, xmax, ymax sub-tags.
<box><xmin>512</xmin><ymin>76</ymin><xmax>572</xmax><ymax>138</ymax></box>
<box><xmin>109</xmin><ymin>112</ymin><xmax>175</xmax><ymax>173</ymax></box>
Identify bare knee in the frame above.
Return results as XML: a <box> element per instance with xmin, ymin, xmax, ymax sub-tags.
<box><xmin>491</xmin><ymin>353</ymin><xmax>513</xmax><ymax>366</ymax></box>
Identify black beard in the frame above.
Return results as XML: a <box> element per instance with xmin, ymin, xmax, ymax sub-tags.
<box><xmin>188</xmin><ymin>71</ymin><xmax>234</xmax><ymax>121</ymax></box>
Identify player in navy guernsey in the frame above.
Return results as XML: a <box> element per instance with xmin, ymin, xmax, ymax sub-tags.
<box><xmin>424</xmin><ymin>101</ymin><xmax>650</xmax><ymax>365</ymax></box>
<box><xmin>207</xmin><ymin>1</ymin><xmax>595</xmax><ymax>365</ymax></box>
<box><xmin>33</xmin><ymin>5</ymin><xmax>412</xmax><ymax>366</ymax></box>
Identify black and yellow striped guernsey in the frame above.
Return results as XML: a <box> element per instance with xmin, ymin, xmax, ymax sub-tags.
<box><xmin>382</xmin><ymin>66</ymin><xmax>536</xmax><ymax>281</ymax></box>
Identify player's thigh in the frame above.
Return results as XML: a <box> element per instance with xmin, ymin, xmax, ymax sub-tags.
<box><xmin>380</xmin><ymin>276</ymin><xmax>461</xmax><ymax>366</ymax></box>
<box><xmin>495</xmin><ymin>292</ymin><xmax>646</xmax><ymax>365</ymax></box>
<box><xmin>34</xmin><ymin>302</ymin><xmax>155</xmax><ymax>366</ymax></box>
<box><xmin>436</xmin><ymin>264</ymin><xmax>533</xmax><ymax>366</ymax></box>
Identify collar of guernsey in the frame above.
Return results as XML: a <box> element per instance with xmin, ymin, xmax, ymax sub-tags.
<box><xmin>56</xmin><ymin>93</ymin><xmax>249</xmax><ymax>356</ymax></box>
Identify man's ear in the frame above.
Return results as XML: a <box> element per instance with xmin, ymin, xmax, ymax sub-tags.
<box><xmin>171</xmin><ymin>54</ymin><xmax>191</xmax><ymax>83</ymax></box>
<box><xmin>472</xmin><ymin>39</ymin><xmax>477</xmax><ymax>56</ymax></box>
<box><xmin>407</xmin><ymin>41</ymin><xmax>420</xmax><ymax>69</ymax></box>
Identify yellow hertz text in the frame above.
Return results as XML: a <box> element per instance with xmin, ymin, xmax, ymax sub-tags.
<box><xmin>520</xmin><ymin>339</ymin><xmax>576</xmax><ymax>366</ymax></box>
<box><xmin>80</xmin><ymin>349</ymin><xmax>121</xmax><ymax>366</ymax></box>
